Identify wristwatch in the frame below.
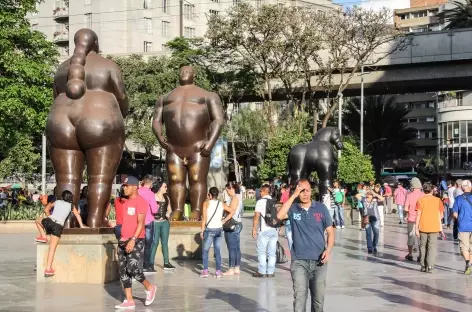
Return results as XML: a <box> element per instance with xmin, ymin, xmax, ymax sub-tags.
<box><xmin>131</xmin><ymin>236</ymin><xmax>137</xmax><ymax>241</ymax></box>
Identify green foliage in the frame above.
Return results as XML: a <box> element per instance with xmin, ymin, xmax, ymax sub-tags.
<box><xmin>0</xmin><ymin>203</ymin><xmax>44</xmax><ymax>221</ymax></box>
<box><xmin>0</xmin><ymin>0</ymin><xmax>58</xmax><ymax>181</ymax></box>
<box><xmin>441</xmin><ymin>0</ymin><xmax>472</xmax><ymax>30</ymax></box>
<box><xmin>257</xmin><ymin>108</ymin><xmax>312</xmax><ymax>180</ymax></box>
<box><xmin>338</xmin><ymin>137</ymin><xmax>375</xmax><ymax>183</ymax></box>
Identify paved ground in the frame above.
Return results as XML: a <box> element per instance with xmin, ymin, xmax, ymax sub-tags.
<box><xmin>1</xmin><ymin>214</ymin><xmax>471</xmax><ymax>312</ymax></box>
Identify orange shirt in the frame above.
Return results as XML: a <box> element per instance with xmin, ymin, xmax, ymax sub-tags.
<box><xmin>416</xmin><ymin>194</ymin><xmax>444</xmax><ymax>233</ymax></box>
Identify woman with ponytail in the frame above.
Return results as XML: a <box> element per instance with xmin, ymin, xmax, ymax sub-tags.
<box><xmin>46</xmin><ymin>28</ymin><xmax>129</xmax><ymax>229</ymax></box>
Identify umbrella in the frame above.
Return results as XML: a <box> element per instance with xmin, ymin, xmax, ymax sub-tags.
<box><xmin>11</xmin><ymin>183</ymin><xmax>23</xmax><ymax>189</ymax></box>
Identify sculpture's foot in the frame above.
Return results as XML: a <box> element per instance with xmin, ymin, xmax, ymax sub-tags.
<box><xmin>170</xmin><ymin>210</ymin><xmax>184</xmax><ymax>221</ymax></box>
<box><xmin>189</xmin><ymin>210</ymin><xmax>201</xmax><ymax>221</ymax></box>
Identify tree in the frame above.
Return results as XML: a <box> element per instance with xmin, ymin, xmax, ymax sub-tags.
<box><xmin>343</xmin><ymin>95</ymin><xmax>416</xmax><ymax>177</ymax></box>
<box><xmin>441</xmin><ymin>0</ymin><xmax>472</xmax><ymax>29</ymax></box>
<box><xmin>319</xmin><ymin>7</ymin><xmax>409</xmax><ymax>127</ymax></box>
<box><xmin>338</xmin><ymin>137</ymin><xmax>375</xmax><ymax>183</ymax></box>
<box><xmin>0</xmin><ymin>0</ymin><xmax>58</xmax><ymax>182</ymax></box>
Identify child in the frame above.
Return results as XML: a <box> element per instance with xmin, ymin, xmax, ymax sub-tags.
<box><xmin>34</xmin><ymin>190</ymin><xmax>86</xmax><ymax>277</ymax></box>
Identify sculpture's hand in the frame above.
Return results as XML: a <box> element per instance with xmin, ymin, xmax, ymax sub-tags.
<box><xmin>200</xmin><ymin>141</ymin><xmax>212</xmax><ymax>157</ymax></box>
<box><xmin>160</xmin><ymin>139</ymin><xmax>172</xmax><ymax>152</ymax></box>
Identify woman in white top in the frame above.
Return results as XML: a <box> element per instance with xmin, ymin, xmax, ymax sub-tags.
<box><xmin>200</xmin><ymin>187</ymin><xmax>235</xmax><ymax>278</ymax></box>
<box><xmin>34</xmin><ymin>190</ymin><xmax>85</xmax><ymax>277</ymax></box>
<box><xmin>223</xmin><ymin>182</ymin><xmax>242</xmax><ymax>276</ymax></box>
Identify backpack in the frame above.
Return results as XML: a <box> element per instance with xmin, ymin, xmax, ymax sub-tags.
<box><xmin>264</xmin><ymin>198</ymin><xmax>282</xmax><ymax>228</ymax></box>
<box><xmin>276</xmin><ymin>241</ymin><xmax>288</xmax><ymax>264</ymax></box>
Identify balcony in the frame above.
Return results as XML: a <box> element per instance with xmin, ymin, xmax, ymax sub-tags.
<box><xmin>53</xmin><ymin>7</ymin><xmax>69</xmax><ymax>20</ymax></box>
<box><xmin>53</xmin><ymin>30</ymin><xmax>69</xmax><ymax>44</ymax></box>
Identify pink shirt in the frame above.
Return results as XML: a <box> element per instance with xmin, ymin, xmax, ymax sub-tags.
<box><xmin>138</xmin><ymin>187</ymin><xmax>158</xmax><ymax>225</ymax></box>
<box><xmin>394</xmin><ymin>187</ymin><xmax>407</xmax><ymax>205</ymax></box>
<box><xmin>404</xmin><ymin>189</ymin><xmax>424</xmax><ymax>223</ymax></box>
<box><xmin>280</xmin><ymin>190</ymin><xmax>290</xmax><ymax>203</ymax></box>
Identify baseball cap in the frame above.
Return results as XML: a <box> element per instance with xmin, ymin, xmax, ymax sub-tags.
<box><xmin>410</xmin><ymin>177</ymin><xmax>422</xmax><ymax>189</ymax></box>
<box><xmin>461</xmin><ymin>180</ymin><xmax>472</xmax><ymax>188</ymax></box>
<box><xmin>123</xmin><ymin>176</ymin><xmax>139</xmax><ymax>186</ymax></box>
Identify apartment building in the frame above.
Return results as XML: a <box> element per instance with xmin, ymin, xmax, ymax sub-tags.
<box><xmin>394</xmin><ymin>0</ymin><xmax>448</xmax><ymax>32</ymax></box>
<box><xmin>29</xmin><ymin>0</ymin><xmax>340</xmax><ymax>61</ymax></box>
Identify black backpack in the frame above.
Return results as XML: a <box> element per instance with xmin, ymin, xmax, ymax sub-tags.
<box><xmin>276</xmin><ymin>241</ymin><xmax>288</xmax><ymax>264</ymax></box>
<box><xmin>264</xmin><ymin>198</ymin><xmax>282</xmax><ymax>228</ymax></box>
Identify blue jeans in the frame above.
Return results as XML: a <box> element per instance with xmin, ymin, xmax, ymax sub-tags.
<box><xmin>203</xmin><ymin>228</ymin><xmax>223</xmax><ymax>271</ymax></box>
<box><xmin>291</xmin><ymin>259</ymin><xmax>328</xmax><ymax>312</ymax></box>
<box><xmin>114</xmin><ymin>224</ymin><xmax>122</xmax><ymax>241</ymax></box>
<box><xmin>333</xmin><ymin>204</ymin><xmax>344</xmax><ymax>227</ymax></box>
<box><xmin>286</xmin><ymin>222</ymin><xmax>293</xmax><ymax>251</ymax></box>
<box><xmin>444</xmin><ymin>204</ymin><xmax>452</xmax><ymax>226</ymax></box>
<box><xmin>224</xmin><ymin>222</ymin><xmax>242</xmax><ymax>268</ymax></box>
<box><xmin>143</xmin><ymin>223</ymin><xmax>154</xmax><ymax>268</ymax></box>
<box><xmin>397</xmin><ymin>205</ymin><xmax>404</xmax><ymax>221</ymax></box>
<box><xmin>257</xmin><ymin>228</ymin><xmax>278</xmax><ymax>274</ymax></box>
<box><xmin>365</xmin><ymin>217</ymin><xmax>380</xmax><ymax>251</ymax></box>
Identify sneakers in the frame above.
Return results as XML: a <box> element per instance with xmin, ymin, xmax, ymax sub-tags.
<box><xmin>215</xmin><ymin>270</ymin><xmax>222</xmax><ymax>278</ymax></box>
<box><xmin>367</xmin><ymin>249</ymin><xmax>373</xmax><ymax>254</ymax></box>
<box><xmin>163</xmin><ymin>263</ymin><xmax>175</xmax><ymax>271</ymax></box>
<box><xmin>252</xmin><ymin>272</ymin><xmax>265</xmax><ymax>278</ymax></box>
<box><xmin>341</xmin><ymin>225</ymin><xmax>345</xmax><ymax>229</ymax></box>
<box><xmin>266</xmin><ymin>273</ymin><xmax>275</xmax><ymax>278</ymax></box>
<box><xmin>223</xmin><ymin>269</ymin><xmax>235</xmax><ymax>276</ymax></box>
<box><xmin>44</xmin><ymin>268</ymin><xmax>55</xmax><ymax>277</ymax></box>
<box><xmin>420</xmin><ymin>266</ymin><xmax>427</xmax><ymax>272</ymax></box>
<box><xmin>465</xmin><ymin>265</ymin><xmax>472</xmax><ymax>275</ymax></box>
<box><xmin>145</xmin><ymin>285</ymin><xmax>157</xmax><ymax>306</ymax></box>
<box><xmin>373</xmin><ymin>248</ymin><xmax>377</xmax><ymax>253</ymax></box>
<box><xmin>427</xmin><ymin>266</ymin><xmax>433</xmax><ymax>273</ymax></box>
<box><xmin>234</xmin><ymin>267</ymin><xmax>241</xmax><ymax>275</ymax></box>
<box><xmin>115</xmin><ymin>300</ymin><xmax>135</xmax><ymax>309</ymax></box>
<box><xmin>200</xmin><ymin>269</ymin><xmax>209</xmax><ymax>278</ymax></box>
<box><xmin>143</xmin><ymin>266</ymin><xmax>156</xmax><ymax>273</ymax></box>
<box><xmin>405</xmin><ymin>254</ymin><xmax>414</xmax><ymax>261</ymax></box>
<box><xmin>336</xmin><ymin>226</ymin><xmax>341</xmax><ymax>229</ymax></box>
<box><xmin>35</xmin><ymin>236</ymin><xmax>47</xmax><ymax>243</ymax></box>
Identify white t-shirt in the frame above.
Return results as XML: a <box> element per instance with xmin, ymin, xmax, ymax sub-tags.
<box><xmin>255</xmin><ymin>195</ymin><xmax>272</xmax><ymax>232</ymax></box>
<box><xmin>448</xmin><ymin>187</ymin><xmax>456</xmax><ymax>207</ymax></box>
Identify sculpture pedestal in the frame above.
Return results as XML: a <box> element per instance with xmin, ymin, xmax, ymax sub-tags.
<box><xmin>154</xmin><ymin>221</ymin><xmax>212</xmax><ymax>264</ymax></box>
<box><xmin>36</xmin><ymin>231</ymin><xmax>118</xmax><ymax>284</ymax></box>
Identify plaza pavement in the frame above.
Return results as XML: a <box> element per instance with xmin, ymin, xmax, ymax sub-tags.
<box><xmin>1</xmin><ymin>214</ymin><xmax>471</xmax><ymax>312</ymax></box>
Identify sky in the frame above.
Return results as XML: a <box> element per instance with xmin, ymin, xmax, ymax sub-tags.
<box><xmin>334</xmin><ymin>0</ymin><xmax>410</xmax><ymax>11</ymax></box>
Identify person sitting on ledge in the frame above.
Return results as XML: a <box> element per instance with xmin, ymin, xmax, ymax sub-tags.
<box><xmin>34</xmin><ymin>190</ymin><xmax>86</xmax><ymax>277</ymax></box>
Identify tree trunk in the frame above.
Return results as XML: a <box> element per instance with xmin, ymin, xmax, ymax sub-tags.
<box><xmin>228</xmin><ymin>120</ymin><xmax>241</xmax><ymax>183</ymax></box>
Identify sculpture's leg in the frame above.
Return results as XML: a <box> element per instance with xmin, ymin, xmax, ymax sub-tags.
<box><xmin>49</xmin><ymin>147</ymin><xmax>85</xmax><ymax>228</ymax></box>
<box><xmin>85</xmin><ymin>144</ymin><xmax>123</xmax><ymax>228</ymax></box>
<box><xmin>317</xmin><ymin>161</ymin><xmax>335</xmax><ymax>206</ymax></box>
<box><xmin>187</xmin><ymin>154</ymin><xmax>210</xmax><ymax>221</ymax></box>
<box><xmin>166</xmin><ymin>152</ymin><xmax>187</xmax><ymax>221</ymax></box>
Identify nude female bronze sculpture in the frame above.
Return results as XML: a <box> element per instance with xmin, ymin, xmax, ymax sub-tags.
<box><xmin>152</xmin><ymin>66</ymin><xmax>225</xmax><ymax>221</ymax></box>
<box><xmin>46</xmin><ymin>29</ymin><xmax>128</xmax><ymax>228</ymax></box>
<box><xmin>287</xmin><ymin>127</ymin><xmax>343</xmax><ymax>201</ymax></box>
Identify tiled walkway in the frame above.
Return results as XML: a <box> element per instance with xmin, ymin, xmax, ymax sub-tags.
<box><xmin>1</xmin><ymin>215</ymin><xmax>471</xmax><ymax>312</ymax></box>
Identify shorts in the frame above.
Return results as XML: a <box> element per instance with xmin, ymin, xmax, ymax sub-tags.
<box><xmin>459</xmin><ymin>232</ymin><xmax>472</xmax><ymax>254</ymax></box>
<box><xmin>407</xmin><ymin>222</ymin><xmax>416</xmax><ymax>246</ymax></box>
<box><xmin>41</xmin><ymin>217</ymin><xmax>64</xmax><ymax>238</ymax></box>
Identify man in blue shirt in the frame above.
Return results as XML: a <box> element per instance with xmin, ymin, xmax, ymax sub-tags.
<box><xmin>453</xmin><ymin>180</ymin><xmax>472</xmax><ymax>275</ymax></box>
<box><xmin>277</xmin><ymin>179</ymin><xmax>335</xmax><ymax>312</ymax></box>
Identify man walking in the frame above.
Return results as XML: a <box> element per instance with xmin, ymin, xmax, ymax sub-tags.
<box><xmin>252</xmin><ymin>184</ymin><xmax>279</xmax><ymax>278</ymax></box>
<box><xmin>329</xmin><ymin>180</ymin><xmax>345</xmax><ymax>229</ymax></box>
<box><xmin>394</xmin><ymin>183</ymin><xmax>408</xmax><ymax>224</ymax></box>
<box><xmin>453</xmin><ymin>179</ymin><xmax>464</xmax><ymax>241</ymax></box>
<box><xmin>138</xmin><ymin>175</ymin><xmax>158</xmax><ymax>272</ymax></box>
<box><xmin>115</xmin><ymin>176</ymin><xmax>156</xmax><ymax>309</ymax></box>
<box><xmin>415</xmin><ymin>182</ymin><xmax>444</xmax><ymax>273</ymax></box>
<box><xmin>277</xmin><ymin>179</ymin><xmax>335</xmax><ymax>312</ymax></box>
<box><xmin>404</xmin><ymin>177</ymin><xmax>424</xmax><ymax>262</ymax></box>
<box><xmin>383</xmin><ymin>182</ymin><xmax>393</xmax><ymax>214</ymax></box>
<box><xmin>453</xmin><ymin>180</ymin><xmax>472</xmax><ymax>275</ymax></box>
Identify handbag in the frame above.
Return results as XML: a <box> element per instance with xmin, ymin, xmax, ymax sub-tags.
<box><xmin>223</xmin><ymin>215</ymin><xmax>238</xmax><ymax>232</ymax></box>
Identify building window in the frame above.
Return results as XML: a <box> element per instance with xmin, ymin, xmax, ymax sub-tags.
<box><xmin>55</xmin><ymin>0</ymin><xmax>66</xmax><ymax>7</ymax></box>
<box><xmin>162</xmin><ymin>0</ymin><xmax>168</xmax><ymax>13</ymax></box>
<box><xmin>411</xmin><ymin>26</ymin><xmax>427</xmax><ymax>33</ymax></box>
<box><xmin>32</xmin><ymin>23</ymin><xmax>38</xmax><ymax>30</ymax></box>
<box><xmin>144</xmin><ymin>18</ymin><xmax>152</xmax><ymax>34</ymax></box>
<box><xmin>84</xmin><ymin>13</ymin><xmax>92</xmax><ymax>28</ymax></box>
<box><xmin>408</xmin><ymin>118</ymin><xmax>417</xmax><ymax>123</ymax></box>
<box><xmin>233</xmin><ymin>0</ymin><xmax>240</xmax><ymax>3</ymax></box>
<box><xmin>209</xmin><ymin>9</ymin><xmax>219</xmax><ymax>16</ymax></box>
<box><xmin>211</xmin><ymin>0</ymin><xmax>219</xmax><ymax>2</ymax></box>
<box><xmin>428</xmin><ymin>101</ymin><xmax>435</xmax><ymax>108</ymax></box>
<box><xmin>84</xmin><ymin>0</ymin><xmax>91</xmax><ymax>5</ymax></box>
<box><xmin>144</xmin><ymin>0</ymin><xmax>152</xmax><ymax>9</ymax></box>
<box><xmin>412</xmin><ymin>11</ymin><xmax>427</xmax><ymax>18</ymax></box>
<box><xmin>162</xmin><ymin>21</ymin><xmax>169</xmax><ymax>36</ymax></box>
<box><xmin>144</xmin><ymin>41</ymin><xmax>152</xmax><ymax>52</ymax></box>
<box><xmin>426</xmin><ymin>117</ymin><xmax>435</xmax><ymax>122</ymax></box>
<box><xmin>184</xmin><ymin>27</ymin><xmax>195</xmax><ymax>38</ymax></box>
<box><xmin>184</xmin><ymin>4</ymin><xmax>194</xmax><ymax>20</ymax></box>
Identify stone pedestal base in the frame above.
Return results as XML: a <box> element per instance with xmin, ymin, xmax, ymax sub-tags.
<box><xmin>37</xmin><ymin>234</ymin><xmax>118</xmax><ymax>284</ymax></box>
<box><xmin>154</xmin><ymin>221</ymin><xmax>213</xmax><ymax>265</ymax></box>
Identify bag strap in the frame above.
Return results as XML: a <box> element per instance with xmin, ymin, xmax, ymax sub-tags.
<box><xmin>205</xmin><ymin>201</ymin><xmax>220</xmax><ymax>229</ymax></box>
<box><xmin>463</xmin><ymin>195</ymin><xmax>472</xmax><ymax>208</ymax></box>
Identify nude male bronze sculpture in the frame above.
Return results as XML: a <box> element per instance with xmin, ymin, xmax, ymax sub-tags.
<box><xmin>152</xmin><ymin>66</ymin><xmax>224</xmax><ymax>221</ymax></box>
<box><xmin>287</xmin><ymin>127</ymin><xmax>343</xmax><ymax>201</ymax></box>
<box><xmin>46</xmin><ymin>28</ymin><xmax>128</xmax><ymax>228</ymax></box>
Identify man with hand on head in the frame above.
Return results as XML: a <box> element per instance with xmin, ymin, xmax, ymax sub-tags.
<box><xmin>277</xmin><ymin>179</ymin><xmax>335</xmax><ymax>312</ymax></box>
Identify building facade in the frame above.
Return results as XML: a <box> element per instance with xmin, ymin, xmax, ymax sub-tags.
<box><xmin>394</xmin><ymin>0</ymin><xmax>447</xmax><ymax>33</ymax></box>
<box><xmin>29</xmin><ymin>0</ymin><xmax>340</xmax><ymax>61</ymax></box>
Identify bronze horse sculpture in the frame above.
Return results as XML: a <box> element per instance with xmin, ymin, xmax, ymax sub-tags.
<box><xmin>287</xmin><ymin>127</ymin><xmax>343</xmax><ymax>199</ymax></box>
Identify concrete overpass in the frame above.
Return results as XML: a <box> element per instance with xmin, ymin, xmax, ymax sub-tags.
<box><xmin>260</xmin><ymin>28</ymin><xmax>472</xmax><ymax>100</ymax></box>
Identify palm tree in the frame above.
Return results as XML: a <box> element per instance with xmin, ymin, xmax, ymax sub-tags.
<box><xmin>343</xmin><ymin>95</ymin><xmax>417</xmax><ymax>178</ymax></box>
<box><xmin>441</xmin><ymin>0</ymin><xmax>472</xmax><ymax>30</ymax></box>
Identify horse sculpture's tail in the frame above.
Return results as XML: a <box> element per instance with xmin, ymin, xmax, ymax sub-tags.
<box><xmin>286</xmin><ymin>153</ymin><xmax>292</xmax><ymax>186</ymax></box>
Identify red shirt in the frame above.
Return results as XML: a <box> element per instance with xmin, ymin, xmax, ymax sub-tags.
<box><xmin>121</xmin><ymin>195</ymin><xmax>148</xmax><ymax>240</ymax></box>
<box><xmin>114</xmin><ymin>198</ymin><xmax>127</xmax><ymax>225</ymax></box>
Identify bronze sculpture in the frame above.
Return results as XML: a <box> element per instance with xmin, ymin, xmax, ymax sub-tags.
<box><xmin>45</xmin><ymin>29</ymin><xmax>128</xmax><ymax>228</ymax></box>
<box><xmin>152</xmin><ymin>66</ymin><xmax>224</xmax><ymax>221</ymax></box>
<box><xmin>287</xmin><ymin>127</ymin><xmax>343</xmax><ymax>201</ymax></box>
